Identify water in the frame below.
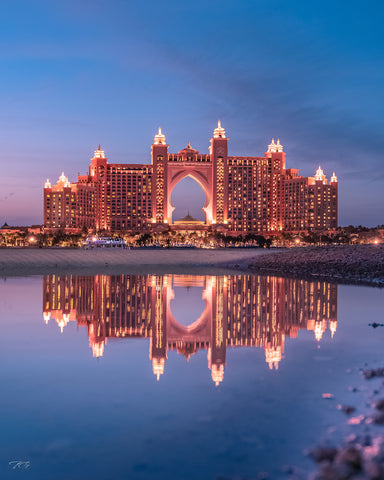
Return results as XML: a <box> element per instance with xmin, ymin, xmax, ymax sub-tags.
<box><xmin>0</xmin><ymin>273</ymin><xmax>383</xmax><ymax>480</ymax></box>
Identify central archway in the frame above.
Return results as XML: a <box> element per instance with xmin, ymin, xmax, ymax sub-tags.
<box><xmin>167</xmin><ymin>168</ymin><xmax>213</xmax><ymax>224</ymax></box>
<box><xmin>170</xmin><ymin>176</ymin><xmax>207</xmax><ymax>223</ymax></box>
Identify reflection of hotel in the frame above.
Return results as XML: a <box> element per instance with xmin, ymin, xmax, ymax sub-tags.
<box><xmin>43</xmin><ymin>122</ymin><xmax>338</xmax><ymax>233</ymax></box>
<box><xmin>43</xmin><ymin>274</ymin><xmax>337</xmax><ymax>385</ymax></box>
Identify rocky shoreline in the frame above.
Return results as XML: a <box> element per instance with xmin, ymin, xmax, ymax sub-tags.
<box><xmin>303</xmin><ymin>367</ymin><xmax>384</xmax><ymax>480</ymax></box>
<box><xmin>247</xmin><ymin>245</ymin><xmax>384</xmax><ymax>288</ymax></box>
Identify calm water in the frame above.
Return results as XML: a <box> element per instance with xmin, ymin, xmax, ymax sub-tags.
<box><xmin>0</xmin><ymin>273</ymin><xmax>383</xmax><ymax>480</ymax></box>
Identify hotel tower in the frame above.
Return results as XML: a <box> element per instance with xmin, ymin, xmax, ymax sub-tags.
<box><xmin>44</xmin><ymin>122</ymin><xmax>338</xmax><ymax>234</ymax></box>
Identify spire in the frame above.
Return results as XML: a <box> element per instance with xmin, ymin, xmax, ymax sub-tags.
<box><xmin>268</xmin><ymin>138</ymin><xmax>284</xmax><ymax>153</ymax></box>
<box><xmin>213</xmin><ymin>119</ymin><xmax>226</xmax><ymax>138</ymax></box>
<box><xmin>94</xmin><ymin>145</ymin><xmax>105</xmax><ymax>158</ymax></box>
<box><xmin>58</xmin><ymin>172</ymin><xmax>70</xmax><ymax>187</ymax></box>
<box><xmin>267</xmin><ymin>138</ymin><xmax>276</xmax><ymax>152</ymax></box>
<box><xmin>314</xmin><ymin>166</ymin><xmax>325</xmax><ymax>182</ymax></box>
<box><xmin>154</xmin><ymin>126</ymin><xmax>166</xmax><ymax>145</ymax></box>
<box><xmin>330</xmin><ymin>172</ymin><xmax>338</xmax><ymax>183</ymax></box>
<box><xmin>187</xmin><ymin>141</ymin><xmax>191</xmax><ymax>148</ymax></box>
<box><xmin>44</xmin><ymin>178</ymin><xmax>51</xmax><ymax>188</ymax></box>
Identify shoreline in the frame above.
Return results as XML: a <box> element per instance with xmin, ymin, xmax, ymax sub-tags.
<box><xmin>0</xmin><ymin>247</ymin><xmax>275</xmax><ymax>277</ymax></box>
<box><xmin>0</xmin><ymin>245</ymin><xmax>383</xmax><ymax>286</ymax></box>
<box><xmin>247</xmin><ymin>244</ymin><xmax>384</xmax><ymax>288</ymax></box>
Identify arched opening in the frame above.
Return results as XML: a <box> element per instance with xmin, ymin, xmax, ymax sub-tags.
<box><xmin>170</xmin><ymin>176</ymin><xmax>207</xmax><ymax>223</ymax></box>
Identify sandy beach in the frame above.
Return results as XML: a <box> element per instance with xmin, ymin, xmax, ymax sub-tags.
<box><xmin>0</xmin><ymin>247</ymin><xmax>275</xmax><ymax>277</ymax></box>
<box><xmin>1</xmin><ymin>245</ymin><xmax>384</xmax><ymax>286</ymax></box>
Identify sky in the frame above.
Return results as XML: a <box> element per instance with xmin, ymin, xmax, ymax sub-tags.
<box><xmin>0</xmin><ymin>0</ymin><xmax>383</xmax><ymax>226</ymax></box>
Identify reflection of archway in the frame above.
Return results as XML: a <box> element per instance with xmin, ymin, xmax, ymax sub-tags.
<box><xmin>167</xmin><ymin>168</ymin><xmax>213</xmax><ymax>224</ymax></box>
<box><xmin>166</xmin><ymin>276</ymin><xmax>213</xmax><ymax>344</ymax></box>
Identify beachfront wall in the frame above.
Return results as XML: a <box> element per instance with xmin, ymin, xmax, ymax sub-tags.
<box><xmin>43</xmin><ymin>123</ymin><xmax>338</xmax><ymax>234</ymax></box>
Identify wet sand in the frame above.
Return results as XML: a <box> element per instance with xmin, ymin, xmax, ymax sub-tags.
<box><xmin>1</xmin><ymin>245</ymin><xmax>384</xmax><ymax>285</ymax></box>
<box><xmin>0</xmin><ymin>247</ymin><xmax>276</xmax><ymax>277</ymax></box>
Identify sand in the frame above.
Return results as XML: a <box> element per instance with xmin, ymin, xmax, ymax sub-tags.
<box><xmin>1</xmin><ymin>245</ymin><xmax>384</xmax><ymax>286</ymax></box>
<box><xmin>0</xmin><ymin>247</ymin><xmax>276</xmax><ymax>277</ymax></box>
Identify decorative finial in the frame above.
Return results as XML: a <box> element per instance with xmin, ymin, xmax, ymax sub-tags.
<box><xmin>267</xmin><ymin>138</ymin><xmax>283</xmax><ymax>153</ymax></box>
<box><xmin>187</xmin><ymin>141</ymin><xmax>191</xmax><ymax>148</ymax></box>
<box><xmin>58</xmin><ymin>172</ymin><xmax>70</xmax><ymax>187</ymax></box>
<box><xmin>315</xmin><ymin>166</ymin><xmax>325</xmax><ymax>182</ymax></box>
<box><xmin>154</xmin><ymin>126</ymin><xmax>166</xmax><ymax>145</ymax></box>
<box><xmin>94</xmin><ymin>145</ymin><xmax>105</xmax><ymax>158</ymax></box>
<box><xmin>213</xmin><ymin>120</ymin><xmax>226</xmax><ymax>138</ymax></box>
<box><xmin>330</xmin><ymin>172</ymin><xmax>338</xmax><ymax>183</ymax></box>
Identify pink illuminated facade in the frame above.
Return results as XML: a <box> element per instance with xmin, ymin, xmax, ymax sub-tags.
<box><xmin>43</xmin><ymin>274</ymin><xmax>338</xmax><ymax>385</ymax></box>
<box><xmin>44</xmin><ymin>123</ymin><xmax>338</xmax><ymax>234</ymax></box>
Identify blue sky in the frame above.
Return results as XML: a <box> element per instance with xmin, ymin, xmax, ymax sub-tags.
<box><xmin>0</xmin><ymin>0</ymin><xmax>383</xmax><ymax>225</ymax></box>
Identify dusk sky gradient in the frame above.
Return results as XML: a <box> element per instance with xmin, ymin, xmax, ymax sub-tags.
<box><xmin>1</xmin><ymin>0</ymin><xmax>383</xmax><ymax>226</ymax></box>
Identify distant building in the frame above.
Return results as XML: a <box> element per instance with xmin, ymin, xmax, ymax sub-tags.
<box><xmin>285</xmin><ymin>167</ymin><xmax>338</xmax><ymax>231</ymax></box>
<box><xmin>44</xmin><ymin>172</ymin><xmax>95</xmax><ymax>230</ymax></box>
<box><xmin>43</xmin><ymin>123</ymin><xmax>338</xmax><ymax>234</ymax></box>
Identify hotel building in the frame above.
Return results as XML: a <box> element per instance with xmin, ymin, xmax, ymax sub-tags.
<box><xmin>43</xmin><ymin>123</ymin><xmax>338</xmax><ymax>234</ymax></box>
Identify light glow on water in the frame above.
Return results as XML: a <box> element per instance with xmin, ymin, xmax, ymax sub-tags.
<box><xmin>0</xmin><ymin>274</ymin><xmax>383</xmax><ymax>480</ymax></box>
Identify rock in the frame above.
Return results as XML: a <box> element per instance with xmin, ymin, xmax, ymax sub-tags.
<box><xmin>314</xmin><ymin>461</ymin><xmax>358</xmax><ymax>480</ymax></box>
<box><xmin>363</xmin><ymin>369</ymin><xmax>384</xmax><ymax>380</ymax></box>
<box><xmin>372</xmin><ymin>413</ymin><xmax>384</xmax><ymax>425</ymax></box>
<box><xmin>374</xmin><ymin>399</ymin><xmax>384</xmax><ymax>411</ymax></box>
<box><xmin>308</xmin><ymin>446</ymin><xmax>338</xmax><ymax>463</ymax></box>
<box><xmin>335</xmin><ymin>446</ymin><xmax>363</xmax><ymax>470</ymax></box>
<box><xmin>339</xmin><ymin>405</ymin><xmax>356</xmax><ymax>415</ymax></box>
<box><xmin>365</xmin><ymin>461</ymin><xmax>384</xmax><ymax>480</ymax></box>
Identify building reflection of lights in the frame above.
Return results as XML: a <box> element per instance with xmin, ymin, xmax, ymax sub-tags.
<box><xmin>43</xmin><ymin>274</ymin><xmax>338</xmax><ymax>385</ymax></box>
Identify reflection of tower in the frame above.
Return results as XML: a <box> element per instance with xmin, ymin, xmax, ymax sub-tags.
<box><xmin>87</xmin><ymin>275</ymin><xmax>108</xmax><ymax>357</ymax></box>
<box><xmin>329</xmin><ymin>320</ymin><xmax>337</xmax><ymax>338</ymax></box>
<box><xmin>306</xmin><ymin>281</ymin><xmax>338</xmax><ymax>341</ymax></box>
<box><xmin>264</xmin><ymin>276</ymin><xmax>285</xmax><ymax>369</ymax></box>
<box><xmin>265</xmin><ymin>345</ymin><xmax>283</xmax><ymax>370</ymax></box>
<box><xmin>208</xmin><ymin>276</ymin><xmax>228</xmax><ymax>386</ymax></box>
<box><xmin>150</xmin><ymin>276</ymin><xmax>167</xmax><ymax>380</ymax></box>
<box><xmin>42</xmin><ymin>274</ymin><xmax>77</xmax><ymax>332</ymax></box>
